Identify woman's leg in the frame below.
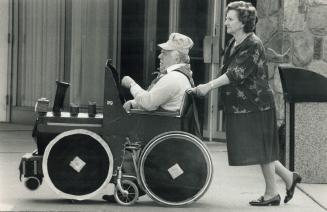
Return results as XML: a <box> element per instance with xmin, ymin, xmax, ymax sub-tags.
<box><xmin>260</xmin><ymin>161</ymin><xmax>279</xmax><ymax>199</ymax></box>
<box><xmin>275</xmin><ymin>161</ymin><xmax>293</xmax><ymax>189</ymax></box>
<box><xmin>275</xmin><ymin>160</ymin><xmax>302</xmax><ymax>203</ymax></box>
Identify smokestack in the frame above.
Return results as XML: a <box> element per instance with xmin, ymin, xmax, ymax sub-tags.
<box><xmin>53</xmin><ymin>81</ymin><xmax>70</xmax><ymax>116</ymax></box>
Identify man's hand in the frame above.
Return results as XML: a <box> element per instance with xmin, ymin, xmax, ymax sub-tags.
<box><xmin>187</xmin><ymin>83</ymin><xmax>212</xmax><ymax>97</ymax></box>
<box><xmin>123</xmin><ymin>100</ymin><xmax>133</xmax><ymax>112</ymax></box>
<box><xmin>121</xmin><ymin>76</ymin><xmax>135</xmax><ymax>89</ymax></box>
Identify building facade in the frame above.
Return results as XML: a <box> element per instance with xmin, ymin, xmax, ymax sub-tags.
<box><xmin>1</xmin><ymin>0</ymin><xmax>327</xmax><ymax>141</ymax></box>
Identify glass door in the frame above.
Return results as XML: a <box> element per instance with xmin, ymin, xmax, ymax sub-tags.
<box><xmin>119</xmin><ymin>0</ymin><xmax>170</xmax><ymax>91</ymax></box>
<box><xmin>178</xmin><ymin>0</ymin><xmax>225</xmax><ymax>141</ymax></box>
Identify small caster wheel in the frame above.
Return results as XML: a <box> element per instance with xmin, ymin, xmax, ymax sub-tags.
<box><xmin>114</xmin><ymin>179</ymin><xmax>139</xmax><ymax>205</ymax></box>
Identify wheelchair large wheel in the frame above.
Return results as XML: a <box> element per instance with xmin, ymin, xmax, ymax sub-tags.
<box><xmin>42</xmin><ymin>129</ymin><xmax>113</xmax><ymax>201</ymax></box>
<box><xmin>138</xmin><ymin>131</ymin><xmax>213</xmax><ymax>206</ymax></box>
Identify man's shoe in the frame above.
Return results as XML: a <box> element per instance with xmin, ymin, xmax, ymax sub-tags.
<box><xmin>102</xmin><ymin>195</ymin><xmax>116</xmax><ymax>203</ymax></box>
<box><xmin>249</xmin><ymin>194</ymin><xmax>281</xmax><ymax>206</ymax></box>
<box><xmin>284</xmin><ymin>172</ymin><xmax>302</xmax><ymax>203</ymax></box>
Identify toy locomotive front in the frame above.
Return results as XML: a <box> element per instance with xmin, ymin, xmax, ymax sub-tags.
<box><xmin>20</xmin><ymin>80</ymin><xmax>112</xmax><ymax>199</ymax></box>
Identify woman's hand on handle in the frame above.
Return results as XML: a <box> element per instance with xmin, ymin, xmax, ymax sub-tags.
<box><xmin>187</xmin><ymin>73</ymin><xmax>230</xmax><ymax>97</ymax></box>
<box><xmin>187</xmin><ymin>83</ymin><xmax>212</xmax><ymax>97</ymax></box>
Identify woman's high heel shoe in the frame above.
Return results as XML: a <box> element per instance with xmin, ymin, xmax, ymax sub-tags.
<box><xmin>249</xmin><ymin>194</ymin><xmax>281</xmax><ymax>206</ymax></box>
<box><xmin>284</xmin><ymin>172</ymin><xmax>302</xmax><ymax>203</ymax></box>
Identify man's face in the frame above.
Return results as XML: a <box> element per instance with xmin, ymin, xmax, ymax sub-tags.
<box><xmin>225</xmin><ymin>10</ymin><xmax>244</xmax><ymax>35</ymax></box>
<box><xmin>158</xmin><ymin>50</ymin><xmax>178</xmax><ymax>73</ymax></box>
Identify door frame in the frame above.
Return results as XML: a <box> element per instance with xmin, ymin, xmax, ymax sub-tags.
<box><xmin>8</xmin><ymin>0</ymin><xmax>19</xmax><ymax>122</ymax></box>
<box><xmin>0</xmin><ymin>0</ymin><xmax>11</xmax><ymax>122</ymax></box>
<box><xmin>143</xmin><ymin>0</ymin><xmax>157</xmax><ymax>85</ymax></box>
<box><xmin>172</xmin><ymin>0</ymin><xmax>226</xmax><ymax>141</ymax></box>
<box><xmin>204</xmin><ymin>0</ymin><xmax>226</xmax><ymax>141</ymax></box>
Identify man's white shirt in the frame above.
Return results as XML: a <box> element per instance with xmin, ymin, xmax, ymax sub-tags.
<box><xmin>129</xmin><ymin>63</ymin><xmax>191</xmax><ymax>111</ymax></box>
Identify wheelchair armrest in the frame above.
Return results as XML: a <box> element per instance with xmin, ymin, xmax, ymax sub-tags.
<box><xmin>129</xmin><ymin>109</ymin><xmax>181</xmax><ymax>117</ymax></box>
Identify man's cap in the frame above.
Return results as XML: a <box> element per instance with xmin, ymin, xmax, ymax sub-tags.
<box><xmin>158</xmin><ymin>32</ymin><xmax>194</xmax><ymax>54</ymax></box>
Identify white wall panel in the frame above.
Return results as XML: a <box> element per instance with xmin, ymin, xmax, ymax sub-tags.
<box><xmin>0</xmin><ymin>0</ymin><xmax>9</xmax><ymax>121</ymax></box>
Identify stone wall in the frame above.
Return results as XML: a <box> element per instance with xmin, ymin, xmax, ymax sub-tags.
<box><xmin>256</xmin><ymin>0</ymin><xmax>327</xmax><ymax>125</ymax></box>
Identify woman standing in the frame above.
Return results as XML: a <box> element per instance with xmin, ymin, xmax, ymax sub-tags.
<box><xmin>188</xmin><ymin>1</ymin><xmax>301</xmax><ymax>206</ymax></box>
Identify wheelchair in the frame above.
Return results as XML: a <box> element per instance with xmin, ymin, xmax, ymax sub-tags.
<box><xmin>19</xmin><ymin>60</ymin><xmax>213</xmax><ymax>206</ymax></box>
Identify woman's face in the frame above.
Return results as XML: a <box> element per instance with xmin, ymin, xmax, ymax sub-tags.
<box><xmin>225</xmin><ymin>10</ymin><xmax>244</xmax><ymax>35</ymax></box>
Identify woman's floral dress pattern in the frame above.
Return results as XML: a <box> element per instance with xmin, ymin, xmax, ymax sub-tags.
<box><xmin>221</xmin><ymin>33</ymin><xmax>275</xmax><ymax>114</ymax></box>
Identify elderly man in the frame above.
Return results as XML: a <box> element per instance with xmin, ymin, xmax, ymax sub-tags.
<box><xmin>121</xmin><ymin>32</ymin><xmax>194</xmax><ymax>112</ymax></box>
<box><xmin>103</xmin><ymin>32</ymin><xmax>194</xmax><ymax>203</ymax></box>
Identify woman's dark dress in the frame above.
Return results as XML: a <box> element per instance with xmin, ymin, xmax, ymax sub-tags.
<box><xmin>221</xmin><ymin>33</ymin><xmax>279</xmax><ymax>166</ymax></box>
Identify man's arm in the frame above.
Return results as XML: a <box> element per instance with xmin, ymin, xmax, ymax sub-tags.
<box><xmin>130</xmin><ymin>74</ymin><xmax>178</xmax><ymax>111</ymax></box>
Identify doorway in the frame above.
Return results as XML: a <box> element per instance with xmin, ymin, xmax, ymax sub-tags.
<box><xmin>177</xmin><ymin>0</ymin><xmax>226</xmax><ymax>141</ymax></box>
<box><xmin>120</xmin><ymin>0</ymin><xmax>145</xmax><ymax>87</ymax></box>
<box><xmin>119</xmin><ymin>0</ymin><xmax>170</xmax><ymax>91</ymax></box>
<box><xmin>178</xmin><ymin>0</ymin><xmax>257</xmax><ymax>141</ymax></box>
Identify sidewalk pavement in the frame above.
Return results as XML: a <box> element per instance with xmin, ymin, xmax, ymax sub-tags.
<box><xmin>0</xmin><ymin>122</ymin><xmax>326</xmax><ymax>211</ymax></box>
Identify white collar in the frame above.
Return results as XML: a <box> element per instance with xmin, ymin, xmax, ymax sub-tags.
<box><xmin>166</xmin><ymin>63</ymin><xmax>187</xmax><ymax>73</ymax></box>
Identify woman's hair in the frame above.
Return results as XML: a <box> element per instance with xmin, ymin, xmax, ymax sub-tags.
<box><xmin>226</xmin><ymin>1</ymin><xmax>258</xmax><ymax>33</ymax></box>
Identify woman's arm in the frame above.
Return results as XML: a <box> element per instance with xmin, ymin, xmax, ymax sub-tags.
<box><xmin>209</xmin><ymin>73</ymin><xmax>230</xmax><ymax>89</ymax></box>
<box><xmin>188</xmin><ymin>73</ymin><xmax>230</xmax><ymax>97</ymax></box>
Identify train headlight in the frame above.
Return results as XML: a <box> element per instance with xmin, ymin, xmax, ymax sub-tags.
<box><xmin>35</xmin><ymin>97</ymin><xmax>49</xmax><ymax>115</ymax></box>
